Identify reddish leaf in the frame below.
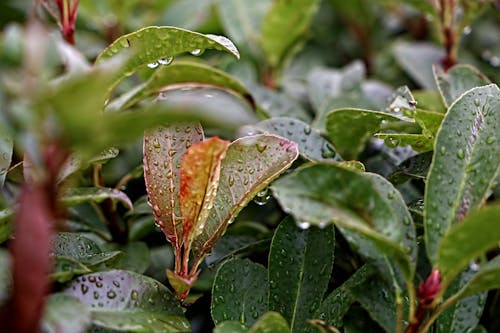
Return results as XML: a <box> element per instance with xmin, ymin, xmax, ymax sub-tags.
<box><xmin>180</xmin><ymin>137</ymin><xmax>230</xmax><ymax>248</ymax></box>
<box><xmin>143</xmin><ymin>123</ymin><xmax>204</xmax><ymax>245</ymax></box>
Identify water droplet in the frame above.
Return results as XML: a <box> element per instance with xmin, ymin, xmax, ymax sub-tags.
<box><xmin>457</xmin><ymin>149</ymin><xmax>465</xmax><ymax>159</ymax></box>
<box><xmin>107</xmin><ymin>290</ymin><xmax>117</xmax><ymax>299</ymax></box>
<box><xmin>158</xmin><ymin>56</ymin><xmax>174</xmax><ymax>65</ymax></box>
<box><xmin>147</xmin><ymin>62</ymin><xmax>159</xmax><ymax>69</ymax></box>
<box><xmin>321</xmin><ymin>142</ymin><xmax>336</xmax><ymax>159</ymax></box>
<box><xmin>93</xmin><ymin>291</ymin><xmax>99</xmax><ymax>300</ymax></box>
<box><xmin>190</xmin><ymin>49</ymin><xmax>204</xmax><ymax>56</ymax></box>
<box><xmin>256</xmin><ymin>143</ymin><xmax>267</xmax><ymax>153</ymax></box>
<box><xmin>96</xmin><ymin>282</ymin><xmax>103</xmax><ymax>288</ymax></box>
<box><xmin>486</xmin><ymin>136</ymin><xmax>495</xmax><ymax>144</ymax></box>
<box><xmin>385</xmin><ymin>136</ymin><xmax>399</xmax><ymax>148</ymax></box>
<box><xmin>297</xmin><ymin>221</ymin><xmax>311</xmax><ymax>229</ymax></box>
<box><xmin>112</xmin><ymin>280</ymin><xmax>120</xmax><ymax>288</ymax></box>
<box><xmin>474</xmin><ymin>98</ymin><xmax>481</xmax><ymax>107</ymax></box>
<box><xmin>462</xmin><ymin>26</ymin><xmax>472</xmax><ymax>35</ymax></box>
<box><xmin>89</xmin><ymin>276</ymin><xmax>96</xmax><ymax>283</ymax></box>
<box><xmin>304</xmin><ymin>126</ymin><xmax>311</xmax><ymax>135</ymax></box>
<box><xmin>253</xmin><ymin>187</ymin><xmax>271</xmax><ymax>206</ymax></box>
<box><xmin>131</xmin><ymin>290</ymin><xmax>138</xmax><ymax>300</ymax></box>
<box><xmin>153</xmin><ymin>138</ymin><xmax>161</xmax><ymax>148</ymax></box>
<box><xmin>81</xmin><ymin>284</ymin><xmax>89</xmax><ymax>294</ymax></box>
<box><xmin>440</xmin><ymin>146</ymin><xmax>446</xmax><ymax>155</ymax></box>
<box><xmin>228</xmin><ymin>176</ymin><xmax>235</xmax><ymax>186</ymax></box>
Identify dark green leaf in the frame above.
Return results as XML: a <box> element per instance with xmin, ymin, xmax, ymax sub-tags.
<box><xmin>375</xmin><ymin>133</ymin><xmax>434</xmax><ymax>152</ymax></box>
<box><xmin>192</xmin><ymin>135</ymin><xmax>299</xmax><ymax>263</ymax></box>
<box><xmin>205</xmin><ymin>233</ymin><xmax>269</xmax><ymax>268</ymax></box>
<box><xmin>42</xmin><ymin>294</ymin><xmax>91</xmax><ymax>333</ymax></box>
<box><xmin>388</xmin><ymin>152</ymin><xmax>433</xmax><ymax>185</ymax></box>
<box><xmin>425</xmin><ymin>85</ymin><xmax>500</xmax><ymax>264</ymax></box>
<box><xmin>51</xmin><ymin>256</ymin><xmax>92</xmax><ymax>283</ymax></box>
<box><xmin>268</xmin><ymin>217</ymin><xmax>334</xmax><ymax>333</ymax></box>
<box><xmin>261</xmin><ymin>0</ymin><xmax>321</xmax><ymax>67</ymax></box>
<box><xmin>434</xmin><ymin>65</ymin><xmax>491</xmax><ymax>108</ymax></box>
<box><xmin>61</xmin><ymin>187</ymin><xmax>133</xmax><ymax>211</ymax></box>
<box><xmin>248</xmin><ymin>311</ymin><xmax>291</xmax><ymax>333</ymax></box>
<box><xmin>242</xmin><ymin>117</ymin><xmax>341</xmax><ymax>161</ymax></box>
<box><xmin>413</xmin><ymin>109</ymin><xmax>444</xmax><ymax>138</ymax></box>
<box><xmin>211</xmin><ymin>258</ymin><xmax>268</xmax><ymax>327</ymax></box>
<box><xmin>213</xmin><ymin>321</ymin><xmax>248</xmax><ymax>333</ymax></box>
<box><xmin>455</xmin><ymin>256</ymin><xmax>500</xmax><ymax>302</ymax></box>
<box><xmin>103</xmin><ymin>242</ymin><xmax>150</xmax><ymax>274</ymax></box>
<box><xmin>64</xmin><ymin>270</ymin><xmax>190</xmax><ymax>333</ymax></box>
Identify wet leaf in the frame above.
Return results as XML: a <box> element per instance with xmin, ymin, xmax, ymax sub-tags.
<box><xmin>0</xmin><ymin>132</ymin><xmax>12</xmax><ymax>188</ymax></box>
<box><xmin>425</xmin><ymin>85</ymin><xmax>500</xmax><ymax>263</ymax></box>
<box><xmin>211</xmin><ymin>258</ymin><xmax>268</xmax><ymax>327</ymax></box>
<box><xmin>272</xmin><ymin>163</ymin><xmax>414</xmax><ymax>281</ymax></box>
<box><xmin>106</xmin><ymin>61</ymin><xmax>251</xmax><ymax>112</ymax></box>
<box><xmin>180</xmin><ymin>137</ymin><xmax>229</xmax><ymax>247</ymax></box>
<box><xmin>42</xmin><ymin>294</ymin><xmax>91</xmax><ymax>333</ymax></box>
<box><xmin>51</xmin><ymin>256</ymin><xmax>92</xmax><ymax>283</ymax></box>
<box><xmin>241</xmin><ymin>117</ymin><xmax>341</xmax><ymax>161</ymax></box>
<box><xmin>268</xmin><ymin>217</ymin><xmax>334</xmax><ymax>333</ymax></box>
<box><xmin>96</xmin><ymin>26</ymin><xmax>240</xmax><ymax>87</ymax></box>
<box><xmin>192</xmin><ymin>134</ymin><xmax>299</xmax><ymax>263</ymax></box>
<box><xmin>437</xmin><ymin>205</ymin><xmax>500</xmax><ymax>285</ymax></box>
<box><xmin>103</xmin><ymin>242</ymin><xmax>150</xmax><ymax>274</ymax></box>
<box><xmin>325</xmin><ymin>108</ymin><xmax>415</xmax><ymax>160</ymax></box>
<box><xmin>454</xmin><ymin>255</ymin><xmax>500</xmax><ymax>301</ymax></box>
<box><xmin>143</xmin><ymin>123</ymin><xmax>204</xmax><ymax>244</ymax></box>
<box><xmin>413</xmin><ymin>109</ymin><xmax>444</xmax><ymax>138</ymax></box>
<box><xmin>213</xmin><ymin>321</ymin><xmax>248</xmax><ymax>333</ymax></box>
<box><xmin>63</xmin><ymin>270</ymin><xmax>190</xmax><ymax>333</ymax></box>
<box><xmin>248</xmin><ymin>311</ymin><xmax>290</xmax><ymax>333</ymax></box>
<box><xmin>434</xmin><ymin>65</ymin><xmax>491</xmax><ymax>108</ymax></box>
<box><xmin>61</xmin><ymin>187</ymin><xmax>133</xmax><ymax>211</ymax></box>
<box><xmin>261</xmin><ymin>0</ymin><xmax>321</xmax><ymax>67</ymax></box>
<box><xmin>387</xmin><ymin>151</ymin><xmax>433</xmax><ymax>184</ymax></box>
<box><xmin>375</xmin><ymin>133</ymin><xmax>434</xmax><ymax>152</ymax></box>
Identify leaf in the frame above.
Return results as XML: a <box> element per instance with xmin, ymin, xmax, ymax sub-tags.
<box><xmin>0</xmin><ymin>132</ymin><xmax>13</xmax><ymax>188</ymax></box>
<box><xmin>325</xmin><ymin>108</ymin><xmax>415</xmax><ymax>160</ymax></box>
<box><xmin>387</xmin><ymin>151</ymin><xmax>433</xmax><ymax>184</ymax></box>
<box><xmin>261</xmin><ymin>0</ymin><xmax>321</xmax><ymax>67</ymax></box>
<box><xmin>0</xmin><ymin>208</ymin><xmax>13</xmax><ymax>243</ymax></box>
<box><xmin>436</xmin><ymin>268</ymin><xmax>486</xmax><ymax>333</ymax></box>
<box><xmin>96</xmin><ymin>26</ymin><xmax>240</xmax><ymax>87</ymax></box>
<box><xmin>434</xmin><ymin>65</ymin><xmax>491</xmax><ymax>108</ymax></box>
<box><xmin>268</xmin><ymin>217</ymin><xmax>335</xmax><ymax>333</ymax></box>
<box><xmin>216</xmin><ymin>0</ymin><xmax>272</xmax><ymax>56</ymax></box>
<box><xmin>375</xmin><ymin>133</ymin><xmax>434</xmax><ymax>152</ymax></box>
<box><xmin>143</xmin><ymin>123</ymin><xmax>204</xmax><ymax>244</ymax></box>
<box><xmin>314</xmin><ymin>264</ymin><xmax>376</xmax><ymax>328</ymax></box>
<box><xmin>191</xmin><ymin>134</ymin><xmax>299</xmax><ymax>262</ymax></box>
<box><xmin>42</xmin><ymin>294</ymin><xmax>91</xmax><ymax>333</ymax></box>
<box><xmin>61</xmin><ymin>187</ymin><xmax>133</xmax><ymax>211</ymax></box>
<box><xmin>211</xmin><ymin>258</ymin><xmax>268</xmax><ymax>327</ymax></box>
<box><xmin>51</xmin><ymin>256</ymin><xmax>92</xmax><ymax>283</ymax></box>
<box><xmin>425</xmin><ymin>85</ymin><xmax>500</xmax><ymax>264</ymax></box>
<box><xmin>455</xmin><ymin>255</ymin><xmax>500</xmax><ymax>301</ymax></box>
<box><xmin>106</xmin><ymin>61</ymin><xmax>251</xmax><ymax>112</ymax></box>
<box><xmin>63</xmin><ymin>270</ymin><xmax>190</xmax><ymax>333</ymax></box>
<box><xmin>213</xmin><ymin>321</ymin><xmax>248</xmax><ymax>333</ymax></box>
<box><xmin>103</xmin><ymin>242</ymin><xmax>150</xmax><ymax>274</ymax></box>
<box><xmin>413</xmin><ymin>109</ymin><xmax>444</xmax><ymax>138</ymax></box>
<box><xmin>52</xmin><ymin>232</ymin><xmax>121</xmax><ymax>265</ymax></box>
<box><xmin>392</xmin><ymin>41</ymin><xmax>445</xmax><ymax>89</ymax></box>
<box><xmin>248</xmin><ymin>312</ymin><xmax>291</xmax><ymax>333</ymax></box>
<box><xmin>271</xmin><ymin>163</ymin><xmax>414</xmax><ymax>281</ymax></box>
<box><xmin>241</xmin><ymin>117</ymin><xmax>341</xmax><ymax>161</ymax></box>
<box><xmin>205</xmin><ymin>233</ymin><xmax>269</xmax><ymax>268</ymax></box>
<box><xmin>180</xmin><ymin>137</ymin><xmax>230</xmax><ymax>247</ymax></box>
<box><xmin>437</xmin><ymin>205</ymin><xmax>500</xmax><ymax>284</ymax></box>
<box><xmin>0</xmin><ymin>249</ymin><xmax>11</xmax><ymax>305</ymax></box>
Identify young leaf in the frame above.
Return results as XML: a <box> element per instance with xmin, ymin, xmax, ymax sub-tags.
<box><xmin>249</xmin><ymin>311</ymin><xmax>291</xmax><ymax>333</ymax></box>
<box><xmin>261</xmin><ymin>0</ymin><xmax>321</xmax><ymax>67</ymax></box>
<box><xmin>42</xmin><ymin>294</ymin><xmax>91</xmax><ymax>333</ymax></box>
<box><xmin>211</xmin><ymin>258</ymin><xmax>268</xmax><ymax>327</ymax></box>
<box><xmin>434</xmin><ymin>65</ymin><xmax>491</xmax><ymax>108</ymax></box>
<box><xmin>63</xmin><ymin>270</ymin><xmax>190</xmax><ymax>333</ymax></box>
<box><xmin>437</xmin><ymin>205</ymin><xmax>500</xmax><ymax>284</ymax></box>
<box><xmin>272</xmin><ymin>163</ymin><xmax>414</xmax><ymax>281</ymax></box>
<box><xmin>143</xmin><ymin>123</ymin><xmax>204</xmax><ymax>244</ymax></box>
<box><xmin>180</xmin><ymin>137</ymin><xmax>230</xmax><ymax>247</ymax></box>
<box><xmin>413</xmin><ymin>109</ymin><xmax>444</xmax><ymax>138</ymax></box>
<box><xmin>268</xmin><ymin>217</ymin><xmax>335</xmax><ymax>333</ymax></box>
<box><xmin>425</xmin><ymin>85</ymin><xmax>500</xmax><ymax>264</ymax></box>
<box><xmin>191</xmin><ymin>134</ymin><xmax>299</xmax><ymax>263</ymax></box>
<box><xmin>60</xmin><ymin>187</ymin><xmax>133</xmax><ymax>211</ymax></box>
<box><xmin>325</xmin><ymin>109</ymin><xmax>415</xmax><ymax>160</ymax></box>
<box><xmin>96</xmin><ymin>26</ymin><xmax>240</xmax><ymax>86</ymax></box>
<box><xmin>106</xmin><ymin>61</ymin><xmax>251</xmax><ymax>112</ymax></box>
<box><xmin>241</xmin><ymin>117</ymin><xmax>341</xmax><ymax>161</ymax></box>
<box><xmin>0</xmin><ymin>133</ymin><xmax>12</xmax><ymax>188</ymax></box>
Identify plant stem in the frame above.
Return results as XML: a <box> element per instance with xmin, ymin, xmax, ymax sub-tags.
<box><xmin>416</xmin><ymin>293</ymin><xmax>460</xmax><ymax>333</ymax></box>
<box><xmin>438</xmin><ymin>0</ymin><xmax>458</xmax><ymax>70</ymax></box>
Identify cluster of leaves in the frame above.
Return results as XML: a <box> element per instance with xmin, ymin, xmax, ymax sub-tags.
<box><xmin>0</xmin><ymin>0</ymin><xmax>499</xmax><ymax>333</ymax></box>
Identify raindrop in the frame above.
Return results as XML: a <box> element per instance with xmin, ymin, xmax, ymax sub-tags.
<box><xmin>321</xmin><ymin>142</ymin><xmax>336</xmax><ymax>159</ymax></box>
<box><xmin>153</xmin><ymin>138</ymin><xmax>161</xmax><ymax>148</ymax></box>
<box><xmin>228</xmin><ymin>176</ymin><xmax>235</xmax><ymax>186</ymax></box>
<box><xmin>440</xmin><ymin>146</ymin><xmax>446</xmax><ymax>155</ymax></box>
<box><xmin>89</xmin><ymin>276</ymin><xmax>96</xmax><ymax>283</ymax></box>
<box><xmin>190</xmin><ymin>49</ymin><xmax>204</xmax><ymax>56</ymax></box>
<box><xmin>473</xmin><ymin>98</ymin><xmax>481</xmax><ymax>107</ymax></box>
<box><xmin>486</xmin><ymin>136</ymin><xmax>495</xmax><ymax>144</ymax></box>
<box><xmin>304</xmin><ymin>126</ymin><xmax>311</xmax><ymax>135</ymax></box>
<box><xmin>456</xmin><ymin>149</ymin><xmax>465</xmax><ymax>159</ymax></box>
<box><xmin>93</xmin><ymin>291</ymin><xmax>99</xmax><ymax>300</ymax></box>
<box><xmin>385</xmin><ymin>136</ymin><xmax>399</xmax><ymax>148</ymax></box>
<box><xmin>256</xmin><ymin>143</ymin><xmax>267</xmax><ymax>153</ymax></box>
<box><xmin>297</xmin><ymin>221</ymin><xmax>311</xmax><ymax>229</ymax></box>
<box><xmin>253</xmin><ymin>187</ymin><xmax>271</xmax><ymax>206</ymax></box>
<box><xmin>81</xmin><ymin>284</ymin><xmax>89</xmax><ymax>294</ymax></box>
<box><xmin>96</xmin><ymin>282</ymin><xmax>103</xmax><ymax>288</ymax></box>
<box><xmin>107</xmin><ymin>290</ymin><xmax>117</xmax><ymax>299</ymax></box>
<box><xmin>113</xmin><ymin>280</ymin><xmax>120</xmax><ymax>288</ymax></box>
<box><xmin>158</xmin><ymin>56</ymin><xmax>174</xmax><ymax>65</ymax></box>
<box><xmin>147</xmin><ymin>62</ymin><xmax>159</xmax><ymax>69</ymax></box>
<box><xmin>490</xmin><ymin>56</ymin><xmax>500</xmax><ymax>67</ymax></box>
<box><xmin>131</xmin><ymin>290</ymin><xmax>139</xmax><ymax>300</ymax></box>
<box><xmin>462</xmin><ymin>26</ymin><xmax>471</xmax><ymax>35</ymax></box>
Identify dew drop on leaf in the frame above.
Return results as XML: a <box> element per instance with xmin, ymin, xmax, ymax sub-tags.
<box><xmin>297</xmin><ymin>221</ymin><xmax>311</xmax><ymax>229</ymax></box>
<box><xmin>158</xmin><ymin>56</ymin><xmax>174</xmax><ymax>65</ymax></box>
<box><xmin>190</xmin><ymin>49</ymin><xmax>204</xmax><ymax>56</ymax></box>
<box><xmin>147</xmin><ymin>62</ymin><xmax>159</xmax><ymax>69</ymax></box>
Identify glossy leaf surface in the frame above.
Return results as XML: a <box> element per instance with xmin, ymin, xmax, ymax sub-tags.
<box><xmin>455</xmin><ymin>255</ymin><xmax>500</xmax><ymax>301</ymax></box>
<box><xmin>211</xmin><ymin>258</ymin><xmax>268</xmax><ymax>327</ymax></box>
<box><xmin>249</xmin><ymin>311</ymin><xmax>291</xmax><ymax>333</ymax></box>
<box><xmin>268</xmin><ymin>217</ymin><xmax>334</xmax><ymax>333</ymax></box>
<box><xmin>61</xmin><ymin>187</ymin><xmax>133</xmax><ymax>211</ymax></box>
<box><xmin>42</xmin><ymin>294</ymin><xmax>91</xmax><ymax>333</ymax></box>
<box><xmin>425</xmin><ymin>85</ymin><xmax>500</xmax><ymax>263</ymax></box>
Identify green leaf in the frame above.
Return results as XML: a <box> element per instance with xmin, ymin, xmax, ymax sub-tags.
<box><xmin>434</xmin><ymin>65</ymin><xmax>491</xmax><ymax>108</ymax></box>
<box><xmin>143</xmin><ymin>123</ymin><xmax>204</xmax><ymax>244</ymax></box>
<box><xmin>51</xmin><ymin>256</ymin><xmax>92</xmax><ymax>283</ymax></box>
<box><xmin>106</xmin><ymin>61</ymin><xmax>251</xmax><ymax>112</ymax></box>
<box><xmin>248</xmin><ymin>312</ymin><xmax>291</xmax><ymax>333</ymax></box>
<box><xmin>96</xmin><ymin>26</ymin><xmax>240</xmax><ymax>87</ymax></box>
<box><xmin>63</xmin><ymin>270</ymin><xmax>190</xmax><ymax>333</ymax></box>
<box><xmin>211</xmin><ymin>258</ymin><xmax>268</xmax><ymax>327</ymax></box>
<box><xmin>103</xmin><ymin>242</ymin><xmax>150</xmax><ymax>274</ymax></box>
<box><xmin>42</xmin><ymin>294</ymin><xmax>91</xmax><ymax>333</ymax></box>
<box><xmin>0</xmin><ymin>132</ymin><xmax>12</xmax><ymax>188</ymax></box>
<box><xmin>425</xmin><ymin>85</ymin><xmax>500</xmax><ymax>264</ymax></box>
<box><xmin>437</xmin><ymin>205</ymin><xmax>500</xmax><ymax>284</ymax></box>
<box><xmin>455</xmin><ymin>255</ymin><xmax>500</xmax><ymax>301</ymax></box>
<box><xmin>314</xmin><ymin>264</ymin><xmax>376</xmax><ymax>328</ymax></box>
<box><xmin>261</xmin><ymin>0</ymin><xmax>321</xmax><ymax>67</ymax></box>
<box><xmin>413</xmin><ymin>109</ymin><xmax>444</xmax><ymax>138</ymax></box>
<box><xmin>192</xmin><ymin>134</ymin><xmax>299</xmax><ymax>262</ymax></box>
<box><xmin>392</xmin><ymin>41</ymin><xmax>444</xmax><ymax>89</ymax></box>
<box><xmin>272</xmin><ymin>163</ymin><xmax>414</xmax><ymax>281</ymax></box>
<box><xmin>436</xmin><ymin>268</ymin><xmax>486</xmax><ymax>333</ymax></box>
<box><xmin>61</xmin><ymin>187</ymin><xmax>133</xmax><ymax>211</ymax></box>
<box><xmin>213</xmin><ymin>321</ymin><xmax>248</xmax><ymax>333</ymax></box>
<box><xmin>216</xmin><ymin>0</ymin><xmax>272</xmax><ymax>56</ymax></box>
<box><xmin>375</xmin><ymin>133</ymin><xmax>434</xmax><ymax>152</ymax></box>
<box><xmin>242</xmin><ymin>117</ymin><xmax>341</xmax><ymax>161</ymax></box>
<box><xmin>0</xmin><ymin>208</ymin><xmax>13</xmax><ymax>243</ymax></box>
<box><xmin>180</xmin><ymin>137</ymin><xmax>230</xmax><ymax>248</ymax></box>
<box><xmin>325</xmin><ymin>108</ymin><xmax>415</xmax><ymax>160</ymax></box>
<box><xmin>413</xmin><ymin>90</ymin><xmax>446</xmax><ymax>113</ymax></box>
<box><xmin>206</xmin><ymin>233</ymin><xmax>269</xmax><ymax>267</ymax></box>
<box><xmin>268</xmin><ymin>217</ymin><xmax>334</xmax><ymax>333</ymax></box>
<box><xmin>387</xmin><ymin>152</ymin><xmax>433</xmax><ymax>185</ymax></box>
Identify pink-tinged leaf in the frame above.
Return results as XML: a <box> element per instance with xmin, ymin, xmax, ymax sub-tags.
<box><xmin>180</xmin><ymin>137</ymin><xmax>230</xmax><ymax>248</ymax></box>
<box><xmin>143</xmin><ymin>123</ymin><xmax>204</xmax><ymax>245</ymax></box>
<box><xmin>192</xmin><ymin>134</ymin><xmax>299</xmax><ymax>262</ymax></box>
